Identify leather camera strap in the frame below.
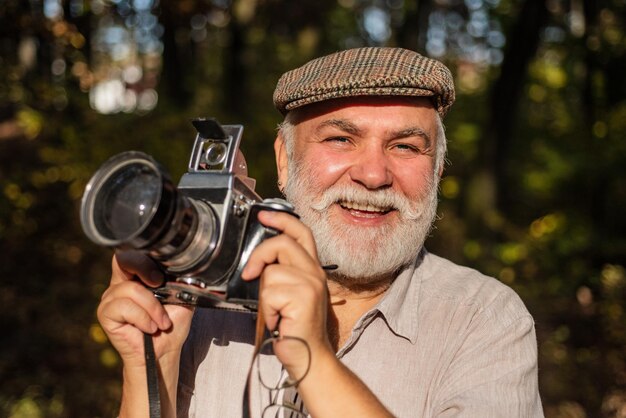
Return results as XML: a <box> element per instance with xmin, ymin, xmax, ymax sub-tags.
<box><xmin>243</xmin><ymin>278</ymin><xmax>267</xmax><ymax>418</ymax></box>
<box><xmin>144</xmin><ymin>332</ymin><xmax>161</xmax><ymax>418</ymax></box>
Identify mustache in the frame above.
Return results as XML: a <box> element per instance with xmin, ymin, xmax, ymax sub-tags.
<box><xmin>309</xmin><ymin>184</ymin><xmax>424</xmax><ymax>220</ymax></box>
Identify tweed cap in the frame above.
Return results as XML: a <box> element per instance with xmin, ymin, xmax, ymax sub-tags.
<box><xmin>273</xmin><ymin>47</ymin><xmax>455</xmax><ymax>117</ymax></box>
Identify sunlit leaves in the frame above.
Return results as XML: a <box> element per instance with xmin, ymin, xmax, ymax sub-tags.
<box><xmin>89</xmin><ymin>323</ymin><xmax>108</xmax><ymax>344</ymax></box>
<box><xmin>297</xmin><ymin>27</ymin><xmax>321</xmax><ymax>55</ymax></box>
<box><xmin>463</xmin><ymin>240</ymin><xmax>482</xmax><ymax>260</ymax></box>
<box><xmin>450</xmin><ymin>122</ymin><xmax>480</xmax><ymax>160</ymax></box>
<box><xmin>3</xmin><ymin>184</ymin><xmax>35</xmax><ymax>210</ymax></box>
<box><xmin>440</xmin><ymin>176</ymin><xmax>460</xmax><ymax>199</ymax></box>
<box><xmin>529</xmin><ymin>213</ymin><xmax>564</xmax><ymax>240</ymax></box>
<box><xmin>522</xmin><ymin>144</ymin><xmax>572</xmax><ymax>196</ymax></box>
<box><xmin>601</xmin><ymin>264</ymin><xmax>626</xmax><ymax>294</ymax></box>
<box><xmin>16</xmin><ymin>107</ymin><xmax>44</xmax><ymax>139</ymax></box>
<box><xmin>457</xmin><ymin>62</ymin><xmax>489</xmax><ymax>94</ymax></box>
<box><xmin>495</xmin><ymin>241</ymin><xmax>528</xmax><ymax>265</ymax></box>
<box><xmin>100</xmin><ymin>348</ymin><xmax>120</xmax><ymax>368</ymax></box>
<box><xmin>528</xmin><ymin>83</ymin><xmax>547</xmax><ymax>102</ymax></box>
<box><xmin>233</xmin><ymin>0</ymin><xmax>257</xmax><ymax>24</ymax></box>
<box><xmin>90</xmin><ymin>324</ymin><xmax>121</xmax><ymax>368</ymax></box>
<box><xmin>529</xmin><ymin>59</ymin><xmax>568</xmax><ymax>89</ymax></box>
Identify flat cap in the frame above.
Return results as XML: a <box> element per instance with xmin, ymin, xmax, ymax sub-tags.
<box><xmin>273</xmin><ymin>47</ymin><xmax>455</xmax><ymax>117</ymax></box>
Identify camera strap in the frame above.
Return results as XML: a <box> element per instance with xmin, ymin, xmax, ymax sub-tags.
<box><xmin>142</xmin><ymin>308</ymin><xmax>265</xmax><ymax>418</ymax></box>
<box><xmin>144</xmin><ymin>332</ymin><xmax>162</xmax><ymax>418</ymax></box>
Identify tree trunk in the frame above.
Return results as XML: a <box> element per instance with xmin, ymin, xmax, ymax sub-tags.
<box><xmin>485</xmin><ymin>0</ymin><xmax>550</xmax><ymax>214</ymax></box>
<box><xmin>160</xmin><ymin>2</ymin><xmax>191</xmax><ymax>107</ymax></box>
<box><xmin>396</xmin><ymin>0</ymin><xmax>432</xmax><ymax>53</ymax></box>
<box><xmin>222</xmin><ymin>17</ymin><xmax>247</xmax><ymax>117</ymax></box>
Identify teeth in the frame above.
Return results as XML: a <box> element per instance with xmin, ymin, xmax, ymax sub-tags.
<box><xmin>339</xmin><ymin>201</ymin><xmax>391</xmax><ymax>213</ymax></box>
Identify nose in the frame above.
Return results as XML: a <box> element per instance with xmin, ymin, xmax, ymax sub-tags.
<box><xmin>348</xmin><ymin>144</ymin><xmax>393</xmax><ymax>189</ymax></box>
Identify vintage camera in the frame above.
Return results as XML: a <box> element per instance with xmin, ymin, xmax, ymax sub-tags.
<box><xmin>80</xmin><ymin>118</ymin><xmax>296</xmax><ymax>310</ymax></box>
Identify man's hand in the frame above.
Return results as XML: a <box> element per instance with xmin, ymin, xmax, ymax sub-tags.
<box><xmin>97</xmin><ymin>250</ymin><xmax>194</xmax><ymax>418</ymax></box>
<box><xmin>98</xmin><ymin>251</ymin><xmax>194</xmax><ymax>366</ymax></box>
<box><xmin>241</xmin><ymin>210</ymin><xmax>333</xmax><ymax>381</ymax></box>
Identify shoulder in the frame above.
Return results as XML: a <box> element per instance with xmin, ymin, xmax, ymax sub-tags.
<box><xmin>417</xmin><ymin>251</ymin><xmax>533</xmax><ymax>328</ymax></box>
<box><xmin>415</xmin><ymin>254</ymin><xmax>543</xmax><ymax>416</ymax></box>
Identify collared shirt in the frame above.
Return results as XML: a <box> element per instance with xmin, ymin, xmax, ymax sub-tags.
<box><xmin>177</xmin><ymin>250</ymin><xmax>544</xmax><ymax>417</ymax></box>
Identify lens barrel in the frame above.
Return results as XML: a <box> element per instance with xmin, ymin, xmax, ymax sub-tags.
<box><xmin>80</xmin><ymin>151</ymin><xmax>218</xmax><ymax>275</ymax></box>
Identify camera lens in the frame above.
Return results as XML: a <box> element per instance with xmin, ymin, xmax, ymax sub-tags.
<box><xmin>93</xmin><ymin>162</ymin><xmax>161</xmax><ymax>241</ymax></box>
<box><xmin>81</xmin><ymin>152</ymin><xmax>174</xmax><ymax>247</ymax></box>
<box><xmin>80</xmin><ymin>151</ymin><xmax>219</xmax><ymax>275</ymax></box>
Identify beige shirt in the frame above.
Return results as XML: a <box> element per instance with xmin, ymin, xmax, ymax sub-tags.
<box><xmin>177</xmin><ymin>250</ymin><xmax>544</xmax><ymax>417</ymax></box>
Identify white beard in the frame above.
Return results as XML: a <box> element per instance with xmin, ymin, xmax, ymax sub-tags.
<box><xmin>283</xmin><ymin>159</ymin><xmax>439</xmax><ymax>285</ymax></box>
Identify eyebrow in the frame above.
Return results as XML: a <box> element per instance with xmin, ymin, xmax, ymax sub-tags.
<box><xmin>317</xmin><ymin>119</ymin><xmax>432</xmax><ymax>148</ymax></box>
<box><xmin>317</xmin><ymin>119</ymin><xmax>362</xmax><ymax>136</ymax></box>
<box><xmin>394</xmin><ymin>127</ymin><xmax>432</xmax><ymax>149</ymax></box>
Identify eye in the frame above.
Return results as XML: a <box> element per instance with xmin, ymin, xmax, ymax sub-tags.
<box><xmin>321</xmin><ymin>136</ymin><xmax>354</xmax><ymax>148</ymax></box>
<box><xmin>391</xmin><ymin>143</ymin><xmax>420</xmax><ymax>154</ymax></box>
<box><xmin>325</xmin><ymin>136</ymin><xmax>351</xmax><ymax>143</ymax></box>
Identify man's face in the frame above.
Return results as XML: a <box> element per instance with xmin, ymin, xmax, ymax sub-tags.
<box><xmin>276</xmin><ymin>96</ymin><xmax>442</xmax><ymax>286</ymax></box>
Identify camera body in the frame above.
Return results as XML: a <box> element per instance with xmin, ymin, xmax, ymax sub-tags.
<box><xmin>80</xmin><ymin>118</ymin><xmax>296</xmax><ymax>311</ymax></box>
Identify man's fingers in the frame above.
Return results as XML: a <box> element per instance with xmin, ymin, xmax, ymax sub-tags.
<box><xmin>112</xmin><ymin>250</ymin><xmax>164</xmax><ymax>287</ymax></box>
<box><xmin>100</xmin><ymin>281</ymin><xmax>172</xmax><ymax>331</ymax></box>
<box><xmin>241</xmin><ymin>233</ymin><xmax>323</xmax><ymax>281</ymax></box>
<box><xmin>99</xmin><ymin>297</ymin><xmax>160</xmax><ymax>334</ymax></box>
<box><xmin>256</xmin><ymin>264</ymin><xmax>330</xmax><ymax>370</ymax></box>
<box><xmin>257</xmin><ymin>211</ymin><xmax>319</xmax><ymax>259</ymax></box>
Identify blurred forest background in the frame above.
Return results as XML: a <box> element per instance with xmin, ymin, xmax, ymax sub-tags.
<box><xmin>0</xmin><ymin>0</ymin><xmax>625</xmax><ymax>417</ymax></box>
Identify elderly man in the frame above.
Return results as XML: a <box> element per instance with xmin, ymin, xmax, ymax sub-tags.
<box><xmin>98</xmin><ymin>47</ymin><xmax>543</xmax><ymax>417</ymax></box>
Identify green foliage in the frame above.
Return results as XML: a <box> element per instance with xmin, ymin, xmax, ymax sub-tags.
<box><xmin>0</xmin><ymin>0</ymin><xmax>624</xmax><ymax>416</ymax></box>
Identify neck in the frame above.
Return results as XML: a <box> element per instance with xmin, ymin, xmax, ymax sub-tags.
<box><xmin>326</xmin><ymin>267</ymin><xmax>398</xmax><ymax>292</ymax></box>
<box><xmin>326</xmin><ymin>276</ymin><xmax>393</xmax><ymax>351</ymax></box>
<box><xmin>327</xmin><ymin>276</ymin><xmax>392</xmax><ymax>300</ymax></box>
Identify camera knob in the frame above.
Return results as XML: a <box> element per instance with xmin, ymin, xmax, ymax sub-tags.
<box><xmin>233</xmin><ymin>195</ymin><xmax>250</xmax><ymax>217</ymax></box>
<box><xmin>261</xmin><ymin>198</ymin><xmax>295</xmax><ymax>212</ymax></box>
<box><xmin>176</xmin><ymin>291</ymin><xmax>196</xmax><ymax>304</ymax></box>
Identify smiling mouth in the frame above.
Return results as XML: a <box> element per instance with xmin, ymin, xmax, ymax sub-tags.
<box><xmin>338</xmin><ymin>200</ymin><xmax>394</xmax><ymax>217</ymax></box>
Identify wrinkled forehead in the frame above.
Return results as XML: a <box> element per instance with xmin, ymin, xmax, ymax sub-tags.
<box><xmin>286</xmin><ymin>96</ymin><xmax>437</xmax><ymax>126</ymax></box>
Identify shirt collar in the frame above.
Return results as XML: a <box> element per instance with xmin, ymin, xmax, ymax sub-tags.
<box><xmin>374</xmin><ymin>249</ymin><xmax>426</xmax><ymax>344</ymax></box>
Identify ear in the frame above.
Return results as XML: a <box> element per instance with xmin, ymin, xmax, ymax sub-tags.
<box><xmin>274</xmin><ymin>133</ymin><xmax>289</xmax><ymax>189</ymax></box>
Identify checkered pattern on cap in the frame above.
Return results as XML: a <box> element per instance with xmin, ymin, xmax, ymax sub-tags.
<box><xmin>273</xmin><ymin>47</ymin><xmax>455</xmax><ymax>117</ymax></box>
